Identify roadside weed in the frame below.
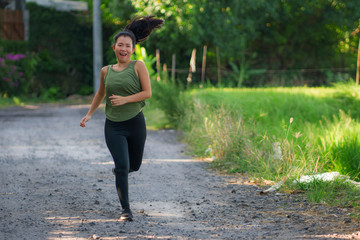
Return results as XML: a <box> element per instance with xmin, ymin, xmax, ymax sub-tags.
<box><xmin>293</xmin><ymin>177</ymin><xmax>360</xmax><ymax>212</ymax></box>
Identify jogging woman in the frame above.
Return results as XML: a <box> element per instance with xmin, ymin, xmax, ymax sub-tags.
<box><xmin>80</xmin><ymin>16</ymin><xmax>164</xmax><ymax>221</ymax></box>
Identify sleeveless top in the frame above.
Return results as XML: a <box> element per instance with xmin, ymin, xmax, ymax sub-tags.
<box><xmin>104</xmin><ymin>61</ymin><xmax>145</xmax><ymax>122</ymax></box>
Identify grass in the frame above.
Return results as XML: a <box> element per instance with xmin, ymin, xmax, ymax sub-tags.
<box><xmin>142</xmin><ymin>101</ymin><xmax>168</xmax><ymax>130</ymax></box>
<box><xmin>178</xmin><ymin>85</ymin><xmax>360</xmax><ymax>180</ymax></box>
<box><xmin>162</xmin><ymin>82</ymin><xmax>360</xmax><ymax>215</ymax></box>
<box><xmin>0</xmin><ymin>94</ymin><xmax>95</xmax><ymax>109</ymax></box>
<box><xmin>0</xmin><ymin>96</ymin><xmax>19</xmax><ymax>109</ymax></box>
<box><xmin>289</xmin><ymin>176</ymin><xmax>360</xmax><ymax>216</ymax></box>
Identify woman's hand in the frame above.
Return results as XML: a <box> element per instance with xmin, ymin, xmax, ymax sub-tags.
<box><xmin>109</xmin><ymin>94</ymin><xmax>128</xmax><ymax>106</ymax></box>
<box><xmin>80</xmin><ymin>115</ymin><xmax>91</xmax><ymax>127</ymax></box>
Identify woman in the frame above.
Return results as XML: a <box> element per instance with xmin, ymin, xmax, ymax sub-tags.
<box><xmin>80</xmin><ymin>16</ymin><xmax>164</xmax><ymax>221</ymax></box>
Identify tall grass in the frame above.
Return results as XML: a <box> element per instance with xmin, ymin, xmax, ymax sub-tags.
<box><xmin>176</xmin><ymin>84</ymin><xmax>360</xmax><ymax>181</ymax></box>
<box><xmin>150</xmin><ymin>80</ymin><xmax>191</xmax><ymax>128</ymax></box>
<box><xmin>317</xmin><ymin>111</ymin><xmax>360</xmax><ymax>180</ymax></box>
<box><xmin>294</xmin><ymin>176</ymin><xmax>360</xmax><ymax>209</ymax></box>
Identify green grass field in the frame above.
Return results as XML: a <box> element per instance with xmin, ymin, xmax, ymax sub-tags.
<box><xmin>176</xmin><ymin>84</ymin><xmax>360</xmax><ymax>182</ymax></box>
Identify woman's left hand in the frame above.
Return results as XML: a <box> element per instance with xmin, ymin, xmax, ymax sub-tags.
<box><xmin>109</xmin><ymin>94</ymin><xmax>128</xmax><ymax>106</ymax></box>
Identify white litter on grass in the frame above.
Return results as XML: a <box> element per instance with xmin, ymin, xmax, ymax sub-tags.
<box><xmin>293</xmin><ymin>171</ymin><xmax>360</xmax><ymax>188</ymax></box>
<box><xmin>293</xmin><ymin>172</ymin><xmax>342</xmax><ymax>184</ymax></box>
<box><xmin>262</xmin><ymin>171</ymin><xmax>360</xmax><ymax>193</ymax></box>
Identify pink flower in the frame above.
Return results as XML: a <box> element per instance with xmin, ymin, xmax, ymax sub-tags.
<box><xmin>16</xmin><ymin>54</ymin><xmax>25</xmax><ymax>60</ymax></box>
<box><xmin>5</xmin><ymin>53</ymin><xmax>25</xmax><ymax>61</ymax></box>
<box><xmin>6</xmin><ymin>53</ymin><xmax>15</xmax><ymax>60</ymax></box>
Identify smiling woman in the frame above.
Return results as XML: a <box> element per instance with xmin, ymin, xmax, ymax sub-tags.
<box><xmin>80</xmin><ymin>16</ymin><xmax>164</xmax><ymax>222</ymax></box>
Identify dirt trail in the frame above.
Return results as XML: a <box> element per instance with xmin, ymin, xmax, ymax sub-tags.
<box><xmin>1</xmin><ymin>104</ymin><xmax>359</xmax><ymax>240</ymax></box>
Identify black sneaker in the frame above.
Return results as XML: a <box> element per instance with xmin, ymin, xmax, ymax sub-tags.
<box><xmin>120</xmin><ymin>208</ymin><xmax>133</xmax><ymax>221</ymax></box>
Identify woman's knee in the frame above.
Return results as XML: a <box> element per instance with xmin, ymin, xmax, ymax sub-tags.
<box><xmin>113</xmin><ymin>163</ymin><xmax>129</xmax><ymax>175</ymax></box>
<box><xmin>129</xmin><ymin>158</ymin><xmax>142</xmax><ymax>172</ymax></box>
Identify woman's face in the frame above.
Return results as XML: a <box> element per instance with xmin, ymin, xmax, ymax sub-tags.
<box><xmin>113</xmin><ymin>36</ymin><xmax>134</xmax><ymax>63</ymax></box>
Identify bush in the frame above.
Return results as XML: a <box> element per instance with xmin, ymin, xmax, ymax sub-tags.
<box><xmin>0</xmin><ymin>53</ymin><xmax>26</xmax><ymax>95</ymax></box>
<box><xmin>0</xmin><ymin>48</ymin><xmax>38</xmax><ymax>96</ymax></box>
<box><xmin>150</xmin><ymin>80</ymin><xmax>189</xmax><ymax>128</ymax></box>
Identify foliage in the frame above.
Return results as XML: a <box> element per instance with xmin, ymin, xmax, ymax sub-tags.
<box><xmin>129</xmin><ymin>0</ymin><xmax>360</xmax><ymax>86</ymax></box>
<box><xmin>3</xmin><ymin>0</ymin><xmax>359</xmax><ymax>97</ymax></box>
<box><xmin>84</xmin><ymin>0</ymin><xmax>135</xmax><ymax>26</ymax></box>
<box><xmin>131</xmin><ymin>45</ymin><xmax>156</xmax><ymax>77</ymax></box>
<box><xmin>23</xmin><ymin>3</ymin><xmax>119</xmax><ymax>98</ymax></box>
<box><xmin>26</xmin><ymin>3</ymin><xmax>91</xmax><ymax>97</ymax></box>
<box><xmin>0</xmin><ymin>39</ymin><xmax>29</xmax><ymax>53</ymax></box>
<box><xmin>0</xmin><ymin>53</ymin><xmax>25</xmax><ymax>95</ymax></box>
<box><xmin>151</xmin><ymin>80</ymin><xmax>189</xmax><ymax>128</ymax></box>
<box><xmin>142</xmin><ymin>102</ymin><xmax>167</xmax><ymax>130</ymax></box>
<box><xmin>0</xmin><ymin>95</ymin><xmax>24</xmax><ymax>109</ymax></box>
<box><xmin>0</xmin><ymin>46</ymin><xmax>39</xmax><ymax>96</ymax></box>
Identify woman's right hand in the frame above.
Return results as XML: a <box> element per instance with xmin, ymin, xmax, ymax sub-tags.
<box><xmin>80</xmin><ymin>115</ymin><xmax>91</xmax><ymax>128</ymax></box>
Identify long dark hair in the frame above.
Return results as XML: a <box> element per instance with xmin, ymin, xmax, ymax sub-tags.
<box><xmin>113</xmin><ymin>16</ymin><xmax>164</xmax><ymax>46</ymax></box>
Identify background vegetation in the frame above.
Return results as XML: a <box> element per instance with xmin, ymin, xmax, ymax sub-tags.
<box><xmin>131</xmin><ymin>0</ymin><xmax>360</xmax><ymax>85</ymax></box>
<box><xmin>1</xmin><ymin>0</ymin><xmax>360</xmax><ymax>98</ymax></box>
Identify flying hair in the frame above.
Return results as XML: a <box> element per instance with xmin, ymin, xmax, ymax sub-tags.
<box><xmin>113</xmin><ymin>16</ymin><xmax>164</xmax><ymax>46</ymax></box>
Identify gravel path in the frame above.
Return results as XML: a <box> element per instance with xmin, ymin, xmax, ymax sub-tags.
<box><xmin>1</xmin><ymin>104</ymin><xmax>360</xmax><ymax>240</ymax></box>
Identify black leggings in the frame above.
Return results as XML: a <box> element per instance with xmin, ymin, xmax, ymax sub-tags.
<box><xmin>104</xmin><ymin>111</ymin><xmax>146</xmax><ymax>210</ymax></box>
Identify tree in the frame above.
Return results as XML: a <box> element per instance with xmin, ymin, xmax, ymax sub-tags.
<box><xmin>105</xmin><ymin>0</ymin><xmax>360</xmax><ymax>85</ymax></box>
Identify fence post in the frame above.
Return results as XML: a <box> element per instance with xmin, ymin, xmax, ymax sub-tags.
<box><xmin>171</xmin><ymin>53</ymin><xmax>176</xmax><ymax>83</ymax></box>
<box><xmin>216</xmin><ymin>46</ymin><xmax>221</xmax><ymax>86</ymax></box>
<box><xmin>201</xmin><ymin>45</ymin><xmax>207</xmax><ymax>87</ymax></box>
<box><xmin>156</xmin><ymin>49</ymin><xmax>161</xmax><ymax>81</ymax></box>
<box><xmin>356</xmin><ymin>38</ymin><xmax>360</xmax><ymax>85</ymax></box>
<box><xmin>162</xmin><ymin>63</ymin><xmax>167</xmax><ymax>82</ymax></box>
<box><xmin>187</xmin><ymin>48</ymin><xmax>196</xmax><ymax>84</ymax></box>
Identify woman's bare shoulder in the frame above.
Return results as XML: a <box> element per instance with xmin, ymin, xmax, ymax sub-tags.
<box><xmin>101</xmin><ymin>65</ymin><xmax>109</xmax><ymax>72</ymax></box>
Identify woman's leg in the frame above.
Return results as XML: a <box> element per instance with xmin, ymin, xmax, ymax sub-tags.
<box><xmin>103</xmin><ymin>113</ymin><xmax>146</xmax><ymax>220</ymax></box>
<box><xmin>104</xmin><ymin>120</ymin><xmax>130</xmax><ymax>210</ymax></box>
<box><xmin>127</xmin><ymin>112</ymin><xmax>147</xmax><ymax>172</ymax></box>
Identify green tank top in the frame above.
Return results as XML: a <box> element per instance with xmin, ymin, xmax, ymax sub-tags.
<box><xmin>104</xmin><ymin>61</ymin><xmax>145</xmax><ymax>122</ymax></box>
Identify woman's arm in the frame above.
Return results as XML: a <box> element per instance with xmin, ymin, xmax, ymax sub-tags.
<box><xmin>80</xmin><ymin>66</ymin><xmax>107</xmax><ymax>127</ymax></box>
<box><xmin>108</xmin><ymin>61</ymin><xmax>151</xmax><ymax>106</ymax></box>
